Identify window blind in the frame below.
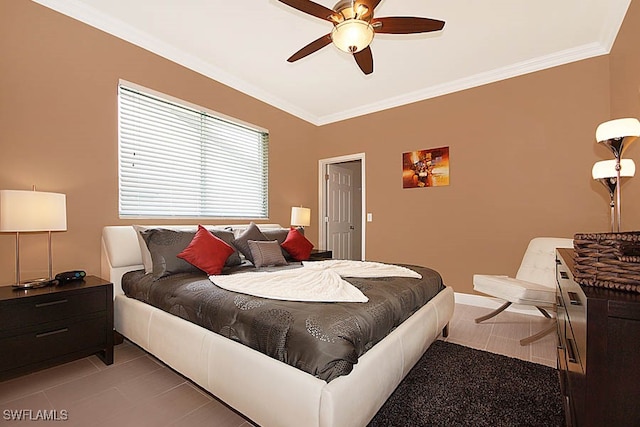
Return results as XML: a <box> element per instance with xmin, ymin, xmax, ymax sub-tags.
<box><xmin>118</xmin><ymin>84</ymin><xmax>269</xmax><ymax>218</ymax></box>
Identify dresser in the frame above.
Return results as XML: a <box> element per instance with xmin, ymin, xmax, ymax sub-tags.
<box><xmin>556</xmin><ymin>248</ymin><xmax>640</xmax><ymax>426</ymax></box>
<box><xmin>0</xmin><ymin>276</ymin><xmax>114</xmax><ymax>381</ymax></box>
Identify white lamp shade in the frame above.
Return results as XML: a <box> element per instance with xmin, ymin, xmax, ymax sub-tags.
<box><xmin>592</xmin><ymin>159</ymin><xmax>636</xmax><ymax>179</ymax></box>
<box><xmin>595</xmin><ymin>118</ymin><xmax>640</xmax><ymax>142</ymax></box>
<box><xmin>291</xmin><ymin>206</ymin><xmax>311</xmax><ymax>227</ymax></box>
<box><xmin>331</xmin><ymin>20</ymin><xmax>375</xmax><ymax>53</ymax></box>
<box><xmin>0</xmin><ymin>190</ymin><xmax>67</xmax><ymax>232</ymax></box>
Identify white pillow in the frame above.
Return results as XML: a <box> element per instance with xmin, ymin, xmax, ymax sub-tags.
<box><xmin>133</xmin><ymin>225</ymin><xmax>153</xmax><ymax>274</ymax></box>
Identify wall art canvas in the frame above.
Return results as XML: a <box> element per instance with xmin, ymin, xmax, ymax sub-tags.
<box><xmin>402</xmin><ymin>146</ymin><xmax>450</xmax><ymax>188</ymax></box>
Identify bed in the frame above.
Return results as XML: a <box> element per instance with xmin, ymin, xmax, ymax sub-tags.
<box><xmin>100</xmin><ymin>224</ymin><xmax>455</xmax><ymax>427</ymax></box>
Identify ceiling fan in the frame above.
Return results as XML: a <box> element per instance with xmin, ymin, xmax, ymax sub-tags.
<box><xmin>277</xmin><ymin>0</ymin><xmax>445</xmax><ymax>75</ymax></box>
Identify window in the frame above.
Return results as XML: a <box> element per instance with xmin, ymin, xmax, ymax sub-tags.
<box><xmin>118</xmin><ymin>83</ymin><xmax>269</xmax><ymax>218</ymax></box>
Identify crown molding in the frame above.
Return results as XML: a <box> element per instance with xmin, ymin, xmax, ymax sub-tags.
<box><xmin>316</xmin><ymin>42</ymin><xmax>609</xmax><ymax>125</ymax></box>
<box><xmin>600</xmin><ymin>0</ymin><xmax>633</xmax><ymax>52</ymax></box>
<box><xmin>31</xmin><ymin>0</ymin><xmax>320</xmax><ymax>124</ymax></box>
<box><xmin>32</xmin><ymin>0</ymin><xmax>631</xmax><ymax>127</ymax></box>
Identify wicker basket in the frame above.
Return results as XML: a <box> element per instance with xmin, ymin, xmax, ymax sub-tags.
<box><xmin>573</xmin><ymin>232</ymin><xmax>640</xmax><ymax>293</ymax></box>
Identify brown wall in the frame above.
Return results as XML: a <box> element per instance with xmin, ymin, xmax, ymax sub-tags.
<box><xmin>0</xmin><ymin>1</ymin><xmax>319</xmax><ymax>284</ymax></box>
<box><xmin>611</xmin><ymin>0</ymin><xmax>640</xmax><ymax>120</ymax></box>
<box><xmin>1</xmin><ymin>0</ymin><xmax>638</xmax><ymax>294</ymax></box>
<box><xmin>608</xmin><ymin>0</ymin><xmax>640</xmax><ymax>269</ymax></box>
<box><xmin>317</xmin><ymin>58</ymin><xmax>612</xmax><ymax>293</ymax></box>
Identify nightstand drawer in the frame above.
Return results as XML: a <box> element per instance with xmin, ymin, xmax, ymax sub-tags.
<box><xmin>0</xmin><ymin>288</ymin><xmax>107</xmax><ymax>331</ymax></box>
<box><xmin>0</xmin><ymin>314</ymin><xmax>107</xmax><ymax>372</ymax></box>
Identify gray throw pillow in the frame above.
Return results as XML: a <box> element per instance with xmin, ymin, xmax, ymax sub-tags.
<box><xmin>263</xmin><ymin>227</ymin><xmax>305</xmax><ymax>260</ymax></box>
<box><xmin>140</xmin><ymin>228</ymin><xmax>200</xmax><ymax>279</ymax></box>
<box><xmin>209</xmin><ymin>229</ymin><xmax>242</xmax><ymax>266</ymax></box>
<box><xmin>262</xmin><ymin>228</ymin><xmax>288</xmax><ymax>244</ymax></box>
<box><xmin>140</xmin><ymin>228</ymin><xmax>241</xmax><ymax>279</ymax></box>
<box><xmin>233</xmin><ymin>222</ymin><xmax>268</xmax><ymax>264</ymax></box>
<box><xmin>248</xmin><ymin>240</ymin><xmax>288</xmax><ymax>268</ymax></box>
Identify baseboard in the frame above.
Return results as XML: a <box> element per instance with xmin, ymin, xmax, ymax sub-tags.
<box><xmin>454</xmin><ymin>292</ymin><xmax>546</xmax><ymax>317</ymax></box>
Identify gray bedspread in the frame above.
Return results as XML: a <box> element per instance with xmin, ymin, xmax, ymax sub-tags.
<box><xmin>121</xmin><ymin>263</ymin><xmax>445</xmax><ymax>382</ymax></box>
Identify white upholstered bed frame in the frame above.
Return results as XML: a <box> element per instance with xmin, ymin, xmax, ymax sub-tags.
<box><xmin>100</xmin><ymin>225</ymin><xmax>455</xmax><ymax>427</ymax></box>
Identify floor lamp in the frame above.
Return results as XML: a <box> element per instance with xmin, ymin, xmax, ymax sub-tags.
<box><xmin>0</xmin><ymin>189</ymin><xmax>67</xmax><ymax>288</ymax></box>
<box><xmin>595</xmin><ymin>118</ymin><xmax>640</xmax><ymax>232</ymax></box>
<box><xmin>592</xmin><ymin>159</ymin><xmax>636</xmax><ymax>232</ymax></box>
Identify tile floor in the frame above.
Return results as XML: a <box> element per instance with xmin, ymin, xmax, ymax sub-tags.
<box><xmin>0</xmin><ymin>303</ymin><xmax>557</xmax><ymax>426</ymax></box>
<box><xmin>442</xmin><ymin>303</ymin><xmax>557</xmax><ymax>368</ymax></box>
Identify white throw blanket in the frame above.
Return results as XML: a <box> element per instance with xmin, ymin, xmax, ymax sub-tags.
<box><xmin>301</xmin><ymin>259</ymin><xmax>422</xmax><ymax>279</ymax></box>
<box><xmin>209</xmin><ymin>260</ymin><xmax>422</xmax><ymax>303</ymax></box>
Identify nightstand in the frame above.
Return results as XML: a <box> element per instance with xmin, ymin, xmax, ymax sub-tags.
<box><xmin>309</xmin><ymin>249</ymin><xmax>332</xmax><ymax>261</ymax></box>
<box><xmin>0</xmin><ymin>276</ymin><xmax>114</xmax><ymax>381</ymax></box>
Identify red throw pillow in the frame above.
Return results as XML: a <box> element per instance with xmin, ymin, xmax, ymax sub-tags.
<box><xmin>281</xmin><ymin>227</ymin><xmax>314</xmax><ymax>261</ymax></box>
<box><xmin>178</xmin><ymin>225</ymin><xmax>235</xmax><ymax>275</ymax></box>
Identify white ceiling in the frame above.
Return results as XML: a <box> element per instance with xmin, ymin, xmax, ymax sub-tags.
<box><xmin>33</xmin><ymin>0</ymin><xmax>630</xmax><ymax>126</ymax></box>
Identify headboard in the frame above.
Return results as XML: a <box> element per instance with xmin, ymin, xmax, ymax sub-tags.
<box><xmin>100</xmin><ymin>224</ymin><xmax>283</xmax><ymax>296</ymax></box>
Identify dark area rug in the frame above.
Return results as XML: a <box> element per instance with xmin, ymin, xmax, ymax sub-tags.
<box><xmin>368</xmin><ymin>340</ymin><xmax>564</xmax><ymax>427</ymax></box>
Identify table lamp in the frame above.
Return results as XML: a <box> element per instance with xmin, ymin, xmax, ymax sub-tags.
<box><xmin>0</xmin><ymin>189</ymin><xmax>67</xmax><ymax>288</ymax></box>
<box><xmin>291</xmin><ymin>206</ymin><xmax>311</xmax><ymax>228</ymax></box>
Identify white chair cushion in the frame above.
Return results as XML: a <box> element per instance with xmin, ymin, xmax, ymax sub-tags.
<box><xmin>515</xmin><ymin>237</ymin><xmax>574</xmax><ymax>284</ymax></box>
<box><xmin>473</xmin><ymin>274</ymin><xmax>556</xmax><ymax>306</ymax></box>
<box><xmin>473</xmin><ymin>237</ymin><xmax>574</xmax><ymax>306</ymax></box>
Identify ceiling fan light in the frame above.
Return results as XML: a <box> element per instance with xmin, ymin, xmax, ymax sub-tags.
<box><xmin>331</xmin><ymin>20</ymin><xmax>374</xmax><ymax>53</ymax></box>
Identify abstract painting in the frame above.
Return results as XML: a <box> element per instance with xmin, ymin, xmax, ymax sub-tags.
<box><xmin>402</xmin><ymin>146</ymin><xmax>450</xmax><ymax>188</ymax></box>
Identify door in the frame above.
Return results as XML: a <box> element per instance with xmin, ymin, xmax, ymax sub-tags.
<box><xmin>327</xmin><ymin>163</ymin><xmax>355</xmax><ymax>260</ymax></box>
<box><xmin>319</xmin><ymin>153</ymin><xmax>365</xmax><ymax>260</ymax></box>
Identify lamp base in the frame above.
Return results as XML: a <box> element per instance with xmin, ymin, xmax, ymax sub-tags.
<box><xmin>12</xmin><ymin>278</ymin><xmax>58</xmax><ymax>289</ymax></box>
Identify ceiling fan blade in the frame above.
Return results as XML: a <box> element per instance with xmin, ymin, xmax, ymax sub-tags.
<box><xmin>353</xmin><ymin>46</ymin><xmax>373</xmax><ymax>75</ymax></box>
<box><xmin>372</xmin><ymin>17</ymin><xmax>445</xmax><ymax>34</ymax></box>
<box><xmin>277</xmin><ymin>0</ymin><xmax>340</xmax><ymax>22</ymax></box>
<box><xmin>287</xmin><ymin>34</ymin><xmax>333</xmax><ymax>62</ymax></box>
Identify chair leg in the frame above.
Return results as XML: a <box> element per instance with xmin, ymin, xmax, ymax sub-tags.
<box><xmin>475</xmin><ymin>301</ymin><xmax>512</xmax><ymax>323</ymax></box>
<box><xmin>519</xmin><ymin>319</ymin><xmax>557</xmax><ymax>346</ymax></box>
<box><xmin>536</xmin><ymin>306</ymin><xmax>552</xmax><ymax>318</ymax></box>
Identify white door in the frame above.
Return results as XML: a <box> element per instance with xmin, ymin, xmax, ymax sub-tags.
<box><xmin>327</xmin><ymin>163</ymin><xmax>354</xmax><ymax>260</ymax></box>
